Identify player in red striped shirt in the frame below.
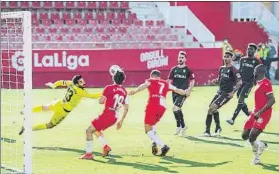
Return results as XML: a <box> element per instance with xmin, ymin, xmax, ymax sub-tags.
<box><xmin>241</xmin><ymin>64</ymin><xmax>275</xmax><ymax>164</ymax></box>
<box><xmin>129</xmin><ymin>70</ymin><xmax>187</xmax><ymax>156</ymax></box>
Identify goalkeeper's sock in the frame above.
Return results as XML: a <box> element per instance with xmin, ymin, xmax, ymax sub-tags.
<box><xmin>32</xmin><ymin>105</ymin><xmax>43</xmax><ymax>113</ymax></box>
<box><xmin>85</xmin><ymin>141</ymin><xmax>93</xmax><ymax>153</ymax></box>
<box><xmin>98</xmin><ymin>135</ymin><xmax>107</xmax><ymax>147</ymax></box>
<box><xmin>32</xmin><ymin>124</ymin><xmax>47</xmax><ymax>131</ymax></box>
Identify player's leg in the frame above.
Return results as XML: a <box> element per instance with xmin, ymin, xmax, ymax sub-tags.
<box><xmin>172</xmin><ymin>93</ymin><xmax>181</xmax><ymax>134</ymax></box>
<box><xmin>32</xmin><ymin>103</ymin><xmax>54</xmax><ymax>113</ymax></box>
<box><xmin>249</xmin><ymin>128</ymin><xmax>267</xmax><ymax>164</ymax></box>
<box><xmin>80</xmin><ymin>124</ymin><xmax>96</xmax><ymax>160</ymax></box>
<box><xmin>173</xmin><ymin>95</ymin><xmax>187</xmax><ymax>136</ymax></box>
<box><xmin>204</xmin><ymin>94</ymin><xmax>218</xmax><ymax>136</ymax></box>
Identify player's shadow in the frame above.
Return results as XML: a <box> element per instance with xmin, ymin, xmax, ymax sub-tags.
<box><xmin>185</xmin><ymin>136</ymin><xmax>244</xmax><ymax>148</ymax></box>
<box><xmin>161</xmin><ymin>156</ymin><xmax>231</xmax><ymax>168</ymax></box>
<box><xmin>234</xmin><ymin>130</ymin><xmax>279</xmax><ymax>136</ymax></box>
<box><xmin>1</xmin><ymin>137</ymin><xmax>16</xmax><ymax>143</ymax></box>
<box><xmin>94</xmin><ymin>158</ymin><xmax>178</xmax><ymax>173</ymax></box>
<box><xmin>260</xmin><ymin>163</ymin><xmax>279</xmax><ymax>172</ymax></box>
<box><xmin>33</xmin><ymin>146</ymin><xmax>122</xmax><ymax>159</ymax></box>
<box><xmin>217</xmin><ymin>136</ymin><xmax>279</xmax><ymax>145</ymax></box>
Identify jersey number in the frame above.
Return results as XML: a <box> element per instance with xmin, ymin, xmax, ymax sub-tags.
<box><xmin>64</xmin><ymin>88</ymin><xmax>74</xmax><ymax>102</ymax></box>
<box><xmin>158</xmin><ymin>82</ymin><xmax>165</xmax><ymax>94</ymax></box>
<box><xmin>113</xmin><ymin>94</ymin><xmax>124</xmax><ymax>109</ymax></box>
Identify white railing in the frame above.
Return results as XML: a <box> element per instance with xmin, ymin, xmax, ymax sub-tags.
<box><xmin>231</xmin><ymin>2</ymin><xmax>279</xmax><ymax>38</ymax></box>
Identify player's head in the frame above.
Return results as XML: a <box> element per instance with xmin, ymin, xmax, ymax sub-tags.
<box><xmin>254</xmin><ymin>64</ymin><xmax>266</xmax><ymax>81</ymax></box>
<box><xmin>177</xmin><ymin>51</ymin><xmax>187</xmax><ymax>65</ymax></box>
<box><xmin>72</xmin><ymin>75</ymin><xmax>85</xmax><ymax>88</ymax></box>
<box><xmin>223</xmin><ymin>51</ymin><xmax>234</xmax><ymax>66</ymax></box>
<box><xmin>247</xmin><ymin>43</ymin><xmax>257</xmax><ymax>57</ymax></box>
<box><xmin>113</xmin><ymin>71</ymin><xmax>126</xmax><ymax>85</ymax></box>
<box><xmin>150</xmin><ymin>70</ymin><xmax>161</xmax><ymax>79</ymax></box>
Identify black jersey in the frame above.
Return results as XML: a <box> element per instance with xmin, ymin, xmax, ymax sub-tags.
<box><xmin>218</xmin><ymin>66</ymin><xmax>240</xmax><ymax>93</ymax></box>
<box><xmin>239</xmin><ymin>57</ymin><xmax>261</xmax><ymax>83</ymax></box>
<box><xmin>168</xmin><ymin>65</ymin><xmax>195</xmax><ymax>90</ymax></box>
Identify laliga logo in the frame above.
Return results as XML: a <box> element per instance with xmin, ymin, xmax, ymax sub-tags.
<box><xmin>11</xmin><ymin>51</ymin><xmax>25</xmax><ymax>71</ymax></box>
<box><xmin>140</xmin><ymin>49</ymin><xmax>168</xmax><ymax>69</ymax></box>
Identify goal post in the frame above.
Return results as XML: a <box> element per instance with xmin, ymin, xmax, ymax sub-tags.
<box><xmin>1</xmin><ymin>11</ymin><xmax>32</xmax><ymax>174</ymax></box>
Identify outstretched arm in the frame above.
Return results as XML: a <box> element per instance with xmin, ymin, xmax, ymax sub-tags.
<box><xmin>78</xmin><ymin>90</ymin><xmax>102</xmax><ymax>99</ymax></box>
<box><xmin>129</xmin><ymin>81</ymin><xmax>150</xmax><ymax>95</ymax></box>
<box><xmin>45</xmin><ymin>80</ymin><xmax>72</xmax><ymax>89</ymax></box>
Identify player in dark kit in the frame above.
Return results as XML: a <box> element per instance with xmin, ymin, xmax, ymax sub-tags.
<box><xmin>203</xmin><ymin>51</ymin><xmax>242</xmax><ymax>137</ymax></box>
<box><xmin>241</xmin><ymin>64</ymin><xmax>275</xmax><ymax>164</ymax></box>
<box><xmin>167</xmin><ymin>51</ymin><xmax>195</xmax><ymax>136</ymax></box>
<box><xmin>227</xmin><ymin>43</ymin><xmax>261</xmax><ymax>125</ymax></box>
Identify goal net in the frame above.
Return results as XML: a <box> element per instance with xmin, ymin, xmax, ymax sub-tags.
<box><xmin>1</xmin><ymin>11</ymin><xmax>32</xmax><ymax>174</ymax></box>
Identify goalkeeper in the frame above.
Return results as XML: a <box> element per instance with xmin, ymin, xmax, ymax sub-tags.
<box><xmin>19</xmin><ymin>75</ymin><xmax>101</xmax><ymax>135</ymax></box>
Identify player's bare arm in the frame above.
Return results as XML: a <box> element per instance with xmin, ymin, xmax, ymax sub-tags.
<box><xmin>254</xmin><ymin>93</ymin><xmax>275</xmax><ymax>119</ymax></box>
<box><xmin>117</xmin><ymin>104</ymin><xmax>129</xmax><ymax>130</ymax></box>
<box><xmin>45</xmin><ymin>80</ymin><xmax>72</xmax><ymax>89</ymax></box>
<box><xmin>129</xmin><ymin>82</ymin><xmax>150</xmax><ymax>95</ymax></box>
<box><xmin>186</xmin><ymin>79</ymin><xmax>195</xmax><ymax>96</ymax></box>
<box><xmin>173</xmin><ymin>88</ymin><xmax>187</xmax><ymax>96</ymax></box>
<box><xmin>99</xmin><ymin>96</ymin><xmax>106</xmax><ymax>104</ymax></box>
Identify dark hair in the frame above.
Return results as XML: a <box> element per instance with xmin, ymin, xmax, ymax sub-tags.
<box><xmin>150</xmin><ymin>70</ymin><xmax>161</xmax><ymax>77</ymax></box>
<box><xmin>224</xmin><ymin>51</ymin><xmax>234</xmax><ymax>57</ymax></box>
<box><xmin>72</xmin><ymin>75</ymin><xmax>82</xmax><ymax>85</ymax></box>
<box><xmin>179</xmin><ymin>51</ymin><xmax>187</xmax><ymax>57</ymax></box>
<box><xmin>255</xmin><ymin>64</ymin><xmax>266</xmax><ymax>75</ymax></box>
<box><xmin>248</xmin><ymin>43</ymin><xmax>257</xmax><ymax>50</ymax></box>
<box><xmin>114</xmin><ymin>71</ymin><xmax>125</xmax><ymax>85</ymax></box>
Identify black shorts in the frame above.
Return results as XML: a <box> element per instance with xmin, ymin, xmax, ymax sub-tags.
<box><xmin>210</xmin><ymin>92</ymin><xmax>231</xmax><ymax>108</ymax></box>
<box><xmin>237</xmin><ymin>82</ymin><xmax>253</xmax><ymax>98</ymax></box>
<box><xmin>172</xmin><ymin>92</ymin><xmax>187</xmax><ymax>108</ymax></box>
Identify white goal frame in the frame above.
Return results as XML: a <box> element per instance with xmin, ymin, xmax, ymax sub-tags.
<box><xmin>1</xmin><ymin>11</ymin><xmax>32</xmax><ymax>174</ymax></box>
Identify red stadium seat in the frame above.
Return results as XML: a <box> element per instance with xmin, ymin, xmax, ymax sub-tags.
<box><xmin>96</xmin><ymin>27</ymin><xmax>105</xmax><ymax>34</ymax></box>
<box><xmin>84</xmin><ymin>12</ymin><xmax>93</xmax><ymax>20</ymax></box>
<box><xmin>118</xmin><ymin>27</ymin><xmax>127</xmax><ymax>34</ymax></box>
<box><xmin>35</xmin><ymin>27</ymin><xmax>45</xmax><ymax>33</ymax></box>
<box><xmin>62</xmin><ymin>12</ymin><xmax>71</xmax><ymax>20</ymax></box>
<box><xmin>99</xmin><ymin>20</ymin><xmax>109</xmax><ymax>26</ymax></box>
<box><xmin>88</xmin><ymin>2</ymin><xmax>97</xmax><ymax>9</ymax></box>
<box><xmin>60</xmin><ymin>27</ymin><xmax>69</xmax><ymax>34</ymax></box>
<box><xmin>162</xmin><ymin>27</ymin><xmax>171</xmax><ymax>34</ymax></box>
<box><xmin>122</xmin><ymin>19</ymin><xmax>132</xmax><ymax>26</ymax></box>
<box><xmin>33</xmin><ymin>35</ymin><xmax>39</xmax><ymax>42</ymax></box>
<box><xmin>66</xmin><ymin>19</ymin><xmax>75</xmax><ymax>26</ymax></box>
<box><xmin>116</xmin><ymin>12</ymin><xmax>126</xmax><ymax>20</ymax></box>
<box><xmin>88</xmin><ymin>20</ymin><xmax>98</xmax><ymax>26</ymax></box>
<box><xmin>95</xmin><ymin>43</ymin><xmax>105</xmax><ymax>48</ymax></box>
<box><xmin>120</xmin><ymin>1</ymin><xmax>129</xmax><ymax>9</ymax></box>
<box><xmin>156</xmin><ymin>20</ymin><xmax>165</xmax><ymax>27</ymax></box>
<box><xmin>83</xmin><ymin>27</ymin><xmax>93</xmax><ymax>34</ymax></box>
<box><xmin>72</xmin><ymin>27</ymin><xmax>81</xmax><ymax>33</ymax></box>
<box><xmin>128</xmin><ymin>13</ymin><xmax>137</xmax><ymax>20</ymax></box>
<box><xmin>43</xmin><ymin>1</ymin><xmax>53</xmax><ymax>9</ymax></box>
<box><xmin>1</xmin><ymin>1</ymin><xmax>7</xmax><ymax>8</ymax></box>
<box><xmin>112</xmin><ymin>19</ymin><xmax>121</xmax><ymax>26</ymax></box>
<box><xmin>123</xmin><ymin>34</ymin><xmax>133</xmax><ymax>41</ymax></box>
<box><xmin>65</xmin><ymin>34</ymin><xmax>75</xmax><ymax>41</ymax></box>
<box><xmin>54</xmin><ymin>1</ymin><xmax>64</xmax><ymax>9</ymax></box>
<box><xmin>65</xmin><ymin>1</ymin><xmax>75</xmax><ymax>8</ymax></box>
<box><xmin>55</xmin><ymin>34</ymin><xmax>63</xmax><ymax>41</ymax></box>
<box><xmin>48</xmin><ymin>27</ymin><xmax>58</xmax><ymax>33</ymax></box>
<box><xmin>101</xmin><ymin>34</ymin><xmax>110</xmax><ymax>41</ymax></box>
<box><xmin>51</xmin><ymin>12</ymin><xmax>60</xmax><ymax>20</ymax></box>
<box><xmin>77</xmin><ymin>19</ymin><xmax>88</xmax><ymax>26</ymax></box>
<box><xmin>20</xmin><ymin>2</ymin><xmax>29</xmax><ymax>9</ymax></box>
<box><xmin>44</xmin><ymin>34</ymin><xmax>52</xmax><ymax>41</ymax></box>
<box><xmin>99</xmin><ymin>1</ymin><xmax>108</xmax><ymax>9</ymax></box>
<box><xmin>9</xmin><ymin>1</ymin><xmax>18</xmax><ymax>8</ymax></box>
<box><xmin>31</xmin><ymin>1</ymin><xmax>41</xmax><ymax>8</ymax></box>
<box><xmin>77</xmin><ymin>1</ymin><xmax>86</xmax><ymax>8</ymax></box>
<box><xmin>151</xmin><ymin>27</ymin><xmax>160</xmax><ymax>34</ymax></box>
<box><xmin>134</xmin><ymin>20</ymin><xmax>143</xmax><ymax>26</ymax></box>
<box><xmin>32</xmin><ymin>19</ymin><xmax>39</xmax><ymax>26</ymax></box>
<box><xmin>153</xmin><ymin>43</ymin><xmax>162</xmax><ymax>48</ymax></box>
<box><xmin>73</xmin><ymin>12</ymin><xmax>82</xmax><ymax>19</ymax></box>
<box><xmin>32</xmin><ymin>13</ymin><xmax>38</xmax><ymax>20</ymax></box>
<box><xmin>106</xmin><ymin>12</ymin><xmax>115</xmax><ymax>20</ymax></box>
<box><xmin>39</xmin><ymin>13</ymin><xmax>49</xmax><ymax>20</ymax></box>
<box><xmin>145</xmin><ymin>20</ymin><xmax>154</xmax><ymax>27</ymax></box>
<box><xmin>109</xmin><ymin>2</ymin><xmax>118</xmax><ymax>9</ymax></box>
<box><xmin>107</xmin><ymin>27</ymin><xmax>115</xmax><ymax>34</ymax></box>
<box><xmin>157</xmin><ymin>34</ymin><xmax>166</xmax><ymax>41</ymax></box>
<box><xmin>53</xmin><ymin>19</ymin><xmax>64</xmax><ymax>26</ymax></box>
<box><xmin>146</xmin><ymin>34</ymin><xmax>155</xmax><ymax>41</ymax></box>
<box><xmin>96</xmin><ymin>12</ymin><xmax>105</xmax><ymax>21</ymax></box>
<box><xmin>41</xmin><ymin>19</ymin><xmax>52</xmax><ymax>26</ymax></box>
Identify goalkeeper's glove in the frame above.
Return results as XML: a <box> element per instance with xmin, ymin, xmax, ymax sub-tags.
<box><xmin>45</xmin><ymin>82</ymin><xmax>55</xmax><ymax>89</ymax></box>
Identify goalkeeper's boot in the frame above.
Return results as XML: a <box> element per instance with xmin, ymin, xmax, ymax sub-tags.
<box><xmin>102</xmin><ymin>145</ymin><xmax>111</xmax><ymax>157</ymax></box>
<box><xmin>152</xmin><ymin>142</ymin><xmax>158</xmax><ymax>156</ymax></box>
<box><xmin>19</xmin><ymin>126</ymin><xmax>25</xmax><ymax>135</ymax></box>
<box><xmin>159</xmin><ymin>145</ymin><xmax>170</xmax><ymax>157</ymax></box>
<box><xmin>79</xmin><ymin>153</ymin><xmax>93</xmax><ymax>160</ymax></box>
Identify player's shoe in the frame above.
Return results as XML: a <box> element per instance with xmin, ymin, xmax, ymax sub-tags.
<box><xmin>180</xmin><ymin>126</ymin><xmax>187</xmax><ymax>137</ymax></box>
<box><xmin>251</xmin><ymin>155</ymin><xmax>261</xmax><ymax>165</ymax></box>
<box><xmin>45</xmin><ymin>82</ymin><xmax>54</xmax><ymax>89</ymax></box>
<box><xmin>19</xmin><ymin>126</ymin><xmax>25</xmax><ymax>135</ymax></box>
<box><xmin>201</xmin><ymin>132</ymin><xmax>211</xmax><ymax>137</ymax></box>
<box><xmin>257</xmin><ymin>142</ymin><xmax>268</xmax><ymax>156</ymax></box>
<box><xmin>79</xmin><ymin>153</ymin><xmax>93</xmax><ymax>160</ymax></box>
<box><xmin>226</xmin><ymin>119</ymin><xmax>234</xmax><ymax>125</ymax></box>
<box><xmin>152</xmin><ymin>142</ymin><xmax>158</xmax><ymax>155</ymax></box>
<box><xmin>174</xmin><ymin>127</ymin><xmax>181</xmax><ymax>135</ymax></box>
<box><xmin>159</xmin><ymin>145</ymin><xmax>170</xmax><ymax>157</ymax></box>
<box><xmin>212</xmin><ymin>128</ymin><xmax>222</xmax><ymax>137</ymax></box>
<box><xmin>102</xmin><ymin>145</ymin><xmax>111</xmax><ymax>157</ymax></box>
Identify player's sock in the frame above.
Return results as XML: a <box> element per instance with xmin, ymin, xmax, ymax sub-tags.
<box><xmin>173</xmin><ymin>111</ymin><xmax>181</xmax><ymax>127</ymax></box>
<box><xmin>213</xmin><ymin>111</ymin><xmax>220</xmax><ymax>130</ymax></box>
<box><xmin>179</xmin><ymin>110</ymin><xmax>186</xmax><ymax>128</ymax></box>
<box><xmin>147</xmin><ymin>130</ymin><xmax>165</xmax><ymax>147</ymax></box>
<box><xmin>32</xmin><ymin>123</ymin><xmax>47</xmax><ymax>131</ymax></box>
<box><xmin>98</xmin><ymin>135</ymin><xmax>107</xmax><ymax>147</ymax></box>
<box><xmin>32</xmin><ymin>105</ymin><xmax>43</xmax><ymax>113</ymax></box>
<box><xmin>232</xmin><ymin>102</ymin><xmax>244</xmax><ymax>121</ymax></box>
<box><xmin>85</xmin><ymin>140</ymin><xmax>93</xmax><ymax>153</ymax></box>
<box><xmin>205</xmin><ymin>114</ymin><xmax>212</xmax><ymax>133</ymax></box>
<box><xmin>242</xmin><ymin>103</ymin><xmax>250</xmax><ymax>116</ymax></box>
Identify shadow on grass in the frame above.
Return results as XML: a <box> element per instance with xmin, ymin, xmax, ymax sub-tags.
<box><xmin>162</xmin><ymin>156</ymin><xmax>231</xmax><ymax>168</ymax></box>
<box><xmin>1</xmin><ymin>137</ymin><xmax>16</xmax><ymax>143</ymax></box>
<box><xmin>94</xmin><ymin>158</ymin><xmax>178</xmax><ymax>173</ymax></box>
<box><xmin>260</xmin><ymin>163</ymin><xmax>279</xmax><ymax>172</ymax></box>
<box><xmin>185</xmin><ymin>136</ymin><xmax>244</xmax><ymax>148</ymax></box>
<box><xmin>234</xmin><ymin>130</ymin><xmax>279</xmax><ymax>136</ymax></box>
<box><xmin>216</xmin><ymin>136</ymin><xmax>279</xmax><ymax>145</ymax></box>
<box><xmin>33</xmin><ymin>146</ymin><xmax>122</xmax><ymax>159</ymax></box>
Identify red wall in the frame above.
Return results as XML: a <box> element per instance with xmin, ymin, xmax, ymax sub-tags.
<box><xmin>173</xmin><ymin>2</ymin><xmax>269</xmax><ymax>51</ymax></box>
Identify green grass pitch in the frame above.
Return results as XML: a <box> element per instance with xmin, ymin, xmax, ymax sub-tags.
<box><xmin>1</xmin><ymin>86</ymin><xmax>279</xmax><ymax>174</ymax></box>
